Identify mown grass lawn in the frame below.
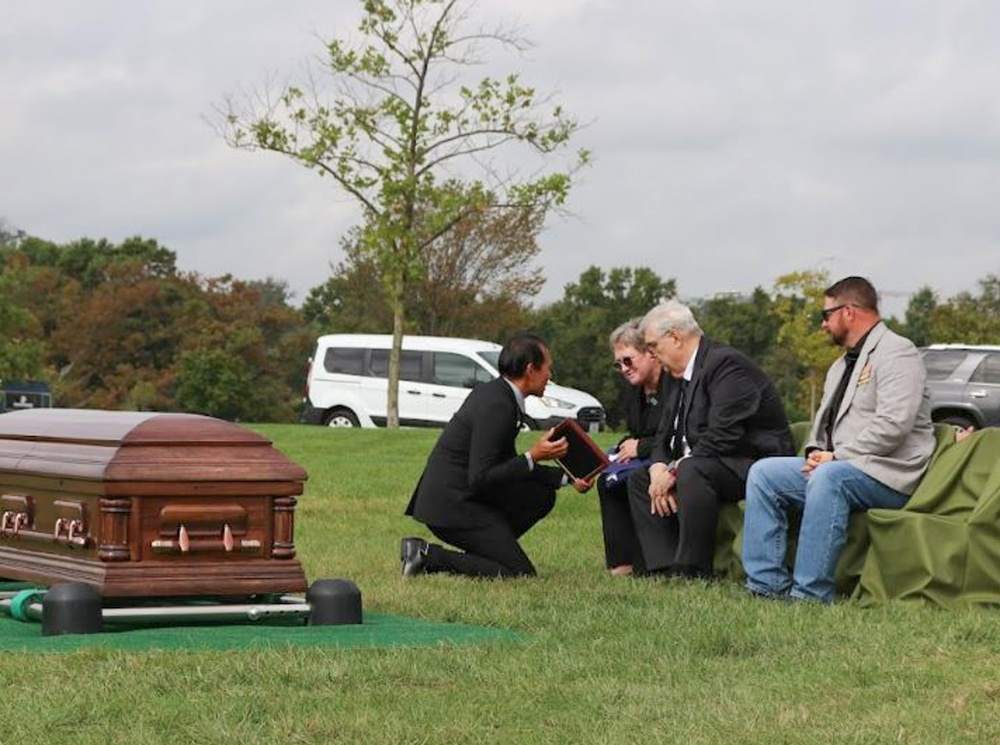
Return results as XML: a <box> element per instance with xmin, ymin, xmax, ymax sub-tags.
<box><xmin>3</xmin><ymin>424</ymin><xmax>1000</xmax><ymax>744</ymax></box>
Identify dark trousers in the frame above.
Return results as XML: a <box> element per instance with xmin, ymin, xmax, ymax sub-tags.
<box><xmin>627</xmin><ymin>456</ymin><xmax>745</xmax><ymax>576</ymax></box>
<box><xmin>596</xmin><ymin>476</ymin><xmax>644</xmax><ymax>571</ymax></box>
<box><xmin>425</xmin><ymin>482</ymin><xmax>556</xmax><ymax>578</ymax></box>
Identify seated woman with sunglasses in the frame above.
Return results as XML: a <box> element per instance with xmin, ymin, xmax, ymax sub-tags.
<box><xmin>598</xmin><ymin>319</ymin><xmax>666</xmax><ymax>576</ymax></box>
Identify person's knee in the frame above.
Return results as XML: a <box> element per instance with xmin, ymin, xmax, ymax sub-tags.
<box><xmin>804</xmin><ymin>463</ymin><xmax>850</xmax><ymax>505</ymax></box>
<box><xmin>674</xmin><ymin>456</ymin><xmax>720</xmax><ymax>489</ymax></box>
<box><xmin>746</xmin><ymin>457</ymin><xmax>799</xmax><ymax>506</ymax></box>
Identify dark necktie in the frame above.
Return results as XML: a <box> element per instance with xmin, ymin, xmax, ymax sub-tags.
<box><xmin>824</xmin><ymin>345</ymin><xmax>863</xmax><ymax>449</ymax></box>
<box><xmin>671</xmin><ymin>380</ymin><xmax>688</xmax><ymax>461</ymax></box>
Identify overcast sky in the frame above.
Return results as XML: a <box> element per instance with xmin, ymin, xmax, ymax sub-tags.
<box><xmin>4</xmin><ymin>1</ymin><xmax>1000</xmax><ymax>318</ymax></box>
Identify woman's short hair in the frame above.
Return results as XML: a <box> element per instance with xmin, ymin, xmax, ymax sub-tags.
<box><xmin>608</xmin><ymin>318</ymin><xmax>645</xmax><ymax>352</ymax></box>
<box><xmin>640</xmin><ymin>300</ymin><xmax>702</xmax><ymax>339</ymax></box>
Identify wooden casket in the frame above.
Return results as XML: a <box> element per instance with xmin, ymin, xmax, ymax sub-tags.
<box><xmin>0</xmin><ymin>409</ymin><xmax>307</xmax><ymax>598</ymax></box>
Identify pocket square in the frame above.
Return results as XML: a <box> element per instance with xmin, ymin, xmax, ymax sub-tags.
<box><xmin>857</xmin><ymin>362</ymin><xmax>873</xmax><ymax>385</ymax></box>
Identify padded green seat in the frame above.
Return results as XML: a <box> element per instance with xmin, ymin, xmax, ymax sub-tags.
<box><xmin>856</xmin><ymin>426</ymin><xmax>1000</xmax><ymax>607</ymax></box>
<box><xmin>712</xmin><ymin>422</ymin><xmax>814</xmax><ymax>582</ymax></box>
<box><xmin>713</xmin><ymin>422</ymin><xmax>957</xmax><ymax>600</ymax></box>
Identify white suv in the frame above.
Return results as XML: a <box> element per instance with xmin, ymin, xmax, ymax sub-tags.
<box><xmin>301</xmin><ymin>334</ymin><xmax>606</xmax><ymax>431</ymax></box>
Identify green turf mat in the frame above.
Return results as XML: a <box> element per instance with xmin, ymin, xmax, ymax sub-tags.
<box><xmin>0</xmin><ymin>610</ymin><xmax>522</xmax><ymax>653</ymax></box>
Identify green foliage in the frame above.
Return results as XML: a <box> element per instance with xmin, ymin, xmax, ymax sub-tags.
<box><xmin>693</xmin><ymin>287</ymin><xmax>780</xmax><ymax>362</ymax></box>
<box><xmin>922</xmin><ymin>274</ymin><xmax>1000</xmax><ymax>344</ymax></box>
<box><xmin>533</xmin><ymin>266</ymin><xmax>676</xmax><ymax>427</ymax></box>
<box><xmin>174</xmin><ymin>349</ymin><xmax>256</xmax><ymax>420</ymax></box>
<box><xmin>2</xmin><ymin>235</ymin><xmax>176</xmax><ymax>289</ymax></box>
<box><xmin>303</xmin><ymin>183</ymin><xmax>543</xmax><ymax>340</ymax></box>
<box><xmin>0</xmin><ymin>271</ymin><xmax>44</xmax><ymax>381</ymax></box>
<box><xmin>894</xmin><ymin>285</ymin><xmax>938</xmax><ymax>346</ymax></box>
<box><xmin>174</xmin><ymin>276</ymin><xmax>313</xmax><ymax>421</ymax></box>
<box><xmin>0</xmin><ymin>238</ymin><xmax>309</xmax><ymax>421</ymax></box>
<box><xmin>770</xmin><ymin>270</ymin><xmax>842</xmax><ymax>420</ymax></box>
<box><xmin>221</xmin><ymin>0</ymin><xmax>585</xmax><ymax>425</ymax></box>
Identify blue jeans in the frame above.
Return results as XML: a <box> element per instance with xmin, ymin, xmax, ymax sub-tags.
<box><xmin>742</xmin><ymin>457</ymin><xmax>909</xmax><ymax>603</ymax></box>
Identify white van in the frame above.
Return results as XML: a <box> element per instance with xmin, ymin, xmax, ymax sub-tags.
<box><xmin>301</xmin><ymin>334</ymin><xmax>605</xmax><ymax>431</ymax></box>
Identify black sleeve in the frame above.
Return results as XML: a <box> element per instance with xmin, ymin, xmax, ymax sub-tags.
<box><xmin>635</xmin><ymin>378</ymin><xmax>667</xmax><ymax>458</ymax></box>
<box><xmin>689</xmin><ymin>354</ymin><xmax>764</xmax><ymax>459</ymax></box>
<box><xmin>649</xmin><ymin>384</ymin><xmax>677</xmax><ymax>465</ymax></box>
<box><xmin>467</xmin><ymin>396</ymin><xmax>531</xmax><ymax>493</ymax></box>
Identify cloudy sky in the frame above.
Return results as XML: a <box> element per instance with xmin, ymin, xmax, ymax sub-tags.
<box><xmin>4</xmin><ymin>1</ymin><xmax>1000</xmax><ymax>317</ymax></box>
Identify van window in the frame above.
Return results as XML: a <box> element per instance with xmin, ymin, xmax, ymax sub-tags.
<box><xmin>369</xmin><ymin>350</ymin><xmax>423</xmax><ymax>381</ymax></box>
<box><xmin>432</xmin><ymin>353</ymin><xmax>494</xmax><ymax>389</ymax></box>
<box><xmin>477</xmin><ymin>351</ymin><xmax>500</xmax><ymax>371</ymax></box>
<box><xmin>324</xmin><ymin>347</ymin><xmax>365</xmax><ymax>375</ymax></box>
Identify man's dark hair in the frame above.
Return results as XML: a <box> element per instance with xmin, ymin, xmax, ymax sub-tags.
<box><xmin>825</xmin><ymin>276</ymin><xmax>879</xmax><ymax>314</ymax></box>
<box><xmin>498</xmin><ymin>333</ymin><xmax>548</xmax><ymax>378</ymax></box>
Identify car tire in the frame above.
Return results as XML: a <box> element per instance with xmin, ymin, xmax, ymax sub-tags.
<box><xmin>324</xmin><ymin>407</ymin><xmax>360</xmax><ymax>428</ymax></box>
<box><xmin>939</xmin><ymin>414</ymin><xmax>977</xmax><ymax>431</ymax></box>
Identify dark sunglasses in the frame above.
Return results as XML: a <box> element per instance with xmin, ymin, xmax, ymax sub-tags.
<box><xmin>821</xmin><ymin>303</ymin><xmax>853</xmax><ymax>322</ymax></box>
<box><xmin>612</xmin><ymin>356</ymin><xmax>636</xmax><ymax>371</ymax></box>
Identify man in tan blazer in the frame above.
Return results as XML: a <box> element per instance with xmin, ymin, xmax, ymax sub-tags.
<box><xmin>742</xmin><ymin>276</ymin><xmax>935</xmax><ymax>602</ymax></box>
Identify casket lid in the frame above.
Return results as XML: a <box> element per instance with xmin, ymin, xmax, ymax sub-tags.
<box><xmin>0</xmin><ymin>409</ymin><xmax>307</xmax><ymax>483</ymax></box>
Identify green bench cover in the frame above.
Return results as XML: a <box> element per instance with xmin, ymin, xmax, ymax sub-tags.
<box><xmin>856</xmin><ymin>426</ymin><xmax>1000</xmax><ymax>607</ymax></box>
<box><xmin>712</xmin><ymin>421</ymin><xmax>983</xmax><ymax>606</ymax></box>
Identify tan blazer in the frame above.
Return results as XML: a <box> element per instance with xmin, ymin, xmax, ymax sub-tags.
<box><xmin>807</xmin><ymin>322</ymin><xmax>935</xmax><ymax>495</ymax></box>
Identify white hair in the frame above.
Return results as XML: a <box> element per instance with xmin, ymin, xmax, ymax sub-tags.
<box><xmin>640</xmin><ymin>300</ymin><xmax>703</xmax><ymax>339</ymax></box>
<box><xmin>608</xmin><ymin>318</ymin><xmax>645</xmax><ymax>352</ymax></box>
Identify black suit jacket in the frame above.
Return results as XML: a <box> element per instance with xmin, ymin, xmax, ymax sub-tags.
<box><xmin>651</xmin><ymin>337</ymin><xmax>794</xmax><ymax>480</ymax></box>
<box><xmin>405</xmin><ymin>377</ymin><xmax>564</xmax><ymax>528</ymax></box>
<box><xmin>617</xmin><ymin>377</ymin><xmax>667</xmax><ymax>459</ymax></box>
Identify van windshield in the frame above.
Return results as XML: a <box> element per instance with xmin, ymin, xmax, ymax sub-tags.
<box><xmin>476</xmin><ymin>351</ymin><xmax>500</xmax><ymax>372</ymax></box>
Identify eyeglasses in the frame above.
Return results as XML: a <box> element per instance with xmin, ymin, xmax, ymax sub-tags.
<box><xmin>645</xmin><ymin>330</ymin><xmax>673</xmax><ymax>352</ymax></box>
<box><xmin>821</xmin><ymin>303</ymin><xmax>852</xmax><ymax>322</ymax></box>
<box><xmin>612</xmin><ymin>356</ymin><xmax>636</xmax><ymax>371</ymax></box>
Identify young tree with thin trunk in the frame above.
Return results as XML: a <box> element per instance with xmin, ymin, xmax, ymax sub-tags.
<box><xmin>220</xmin><ymin>0</ymin><xmax>586</xmax><ymax>426</ymax></box>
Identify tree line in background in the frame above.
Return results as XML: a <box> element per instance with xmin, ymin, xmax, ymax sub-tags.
<box><xmin>4</xmin><ymin>218</ymin><xmax>1000</xmax><ymax>426</ymax></box>
<box><xmin>0</xmin><ymin>224</ymin><xmax>310</xmax><ymax>422</ymax></box>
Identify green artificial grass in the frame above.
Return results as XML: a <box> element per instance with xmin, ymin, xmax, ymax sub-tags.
<box><xmin>0</xmin><ymin>611</ymin><xmax>520</xmax><ymax>653</ymax></box>
<box><xmin>2</xmin><ymin>424</ymin><xmax>1000</xmax><ymax>744</ymax></box>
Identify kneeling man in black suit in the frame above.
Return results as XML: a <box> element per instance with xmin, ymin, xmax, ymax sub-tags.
<box><xmin>402</xmin><ymin>333</ymin><xmax>592</xmax><ymax>578</ymax></box>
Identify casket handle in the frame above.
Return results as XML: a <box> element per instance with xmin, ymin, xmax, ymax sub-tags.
<box><xmin>48</xmin><ymin>517</ymin><xmax>89</xmax><ymax>547</ymax></box>
<box><xmin>1</xmin><ymin>510</ymin><xmax>30</xmax><ymax>538</ymax></box>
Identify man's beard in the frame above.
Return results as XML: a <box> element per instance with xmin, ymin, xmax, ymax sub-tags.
<box><xmin>826</xmin><ymin>327</ymin><xmax>847</xmax><ymax>347</ymax></box>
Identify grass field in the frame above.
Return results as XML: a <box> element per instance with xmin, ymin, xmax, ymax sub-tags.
<box><xmin>3</xmin><ymin>424</ymin><xmax>1000</xmax><ymax>744</ymax></box>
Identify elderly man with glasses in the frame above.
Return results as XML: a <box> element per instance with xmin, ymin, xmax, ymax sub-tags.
<box><xmin>742</xmin><ymin>276</ymin><xmax>935</xmax><ymax>603</ymax></box>
<box><xmin>626</xmin><ymin>300</ymin><xmax>795</xmax><ymax>579</ymax></box>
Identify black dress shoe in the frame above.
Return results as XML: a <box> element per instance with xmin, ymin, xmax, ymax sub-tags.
<box><xmin>400</xmin><ymin>537</ymin><xmax>429</xmax><ymax>577</ymax></box>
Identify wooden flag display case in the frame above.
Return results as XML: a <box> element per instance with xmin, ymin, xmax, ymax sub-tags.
<box><xmin>0</xmin><ymin>409</ymin><xmax>307</xmax><ymax>598</ymax></box>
